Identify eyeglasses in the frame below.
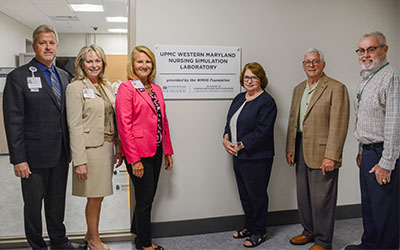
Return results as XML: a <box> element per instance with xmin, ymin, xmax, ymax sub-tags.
<box><xmin>243</xmin><ymin>76</ymin><xmax>259</xmax><ymax>82</ymax></box>
<box><xmin>302</xmin><ymin>59</ymin><xmax>321</xmax><ymax>67</ymax></box>
<box><xmin>355</xmin><ymin>45</ymin><xmax>385</xmax><ymax>55</ymax></box>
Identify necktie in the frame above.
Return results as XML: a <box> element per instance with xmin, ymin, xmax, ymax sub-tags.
<box><xmin>48</xmin><ymin>68</ymin><xmax>62</xmax><ymax>106</ymax></box>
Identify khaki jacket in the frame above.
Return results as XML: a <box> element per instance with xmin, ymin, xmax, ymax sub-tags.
<box><xmin>286</xmin><ymin>74</ymin><xmax>350</xmax><ymax>169</ymax></box>
<box><xmin>66</xmin><ymin>79</ymin><xmax>120</xmax><ymax>166</ymax></box>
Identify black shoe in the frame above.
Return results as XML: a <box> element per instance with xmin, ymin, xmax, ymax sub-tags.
<box><xmin>51</xmin><ymin>241</ymin><xmax>87</xmax><ymax>250</ymax></box>
<box><xmin>344</xmin><ymin>244</ymin><xmax>367</xmax><ymax>250</ymax></box>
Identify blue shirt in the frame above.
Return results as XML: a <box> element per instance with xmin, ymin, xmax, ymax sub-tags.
<box><xmin>34</xmin><ymin>58</ymin><xmax>62</xmax><ymax>95</ymax></box>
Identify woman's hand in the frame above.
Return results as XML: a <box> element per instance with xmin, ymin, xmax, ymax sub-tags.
<box><xmin>223</xmin><ymin>134</ymin><xmax>238</xmax><ymax>155</ymax></box>
<box><xmin>114</xmin><ymin>153</ymin><xmax>123</xmax><ymax>168</ymax></box>
<box><xmin>165</xmin><ymin>155</ymin><xmax>173</xmax><ymax>170</ymax></box>
<box><xmin>75</xmin><ymin>164</ymin><xmax>88</xmax><ymax>180</ymax></box>
<box><xmin>132</xmin><ymin>161</ymin><xmax>144</xmax><ymax>178</ymax></box>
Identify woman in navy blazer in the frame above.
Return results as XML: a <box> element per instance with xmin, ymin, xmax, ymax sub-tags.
<box><xmin>223</xmin><ymin>62</ymin><xmax>277</xmax><ymax>248</ymax></box>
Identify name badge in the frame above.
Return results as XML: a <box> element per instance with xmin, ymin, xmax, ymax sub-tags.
<box><xmin>82</xmin><ymin>88</ymin><xmax>95</xmax><ymax>99</ymax></box>
<box><xmin>131</xmin><ymin>80</ymin><xmax>145</xmax><ymax>89</ymax></box>
<box><xmin>27</xmin><ymin>77</ymin><xmax>42</xmax><ymax>90</ymax></box>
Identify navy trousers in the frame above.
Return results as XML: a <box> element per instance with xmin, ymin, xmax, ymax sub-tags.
<box><xmin>360</xmin><ymin>147</ymin><xmax>399</xmax><ymax>250</ymax></box>
<box><xmin>233</xmin><ymin>157</ymin><xmax>273</xmax><ymax>235</ymax></box>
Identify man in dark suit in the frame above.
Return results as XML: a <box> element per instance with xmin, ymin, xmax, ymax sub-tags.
<box><xmin>3</xmin><ymin>25</ymin><xmax>84</xmax><ymax>250</ymax></box>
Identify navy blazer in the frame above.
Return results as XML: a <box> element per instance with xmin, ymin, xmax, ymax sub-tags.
<box><xmin>3</xmin><ymin>59</ymin><xmax>71</xmax><ymax>168</ymax></box>
<box><xmin>224</xmin><ymin>91</ymin><xmax>277</xmax><ymax>160</ymax></box>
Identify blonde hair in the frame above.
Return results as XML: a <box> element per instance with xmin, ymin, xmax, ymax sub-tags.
<box><xmin>73</xmin><ymin>44</ymin><xmax>107</xmax><ymax>84</ymax></box>
<box><xmin>127</xmin><ymin>45</ymin><xmax>156</xmax><ymax>82</ymax></box>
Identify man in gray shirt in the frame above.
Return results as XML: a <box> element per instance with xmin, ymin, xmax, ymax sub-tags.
<box><xmin>345</xmin><ymin>31</ymin><xmax>399</xmax><ymax>250</ymax></box>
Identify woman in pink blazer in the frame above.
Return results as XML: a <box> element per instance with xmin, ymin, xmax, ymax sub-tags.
<box><xmin>115</xmin><ymin>45</ymin><xmax>173</xmax><ymax>250</ymax></box>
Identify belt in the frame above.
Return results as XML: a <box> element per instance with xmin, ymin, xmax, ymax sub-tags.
<box><xmin>362</xmin><ymin>142</ymin><xmax>383</xmax><ymax>150</ymax></box>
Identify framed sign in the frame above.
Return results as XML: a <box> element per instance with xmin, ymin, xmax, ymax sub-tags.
<box><xmin>155</xmin><ymin>45</ymin><xmax>241</xmax><ymax>99</ymax></box>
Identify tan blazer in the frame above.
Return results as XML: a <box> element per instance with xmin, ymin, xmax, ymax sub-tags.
<box><xmin>286</xmin><ymin>74</ymin><xmax>350</xmax><ymax>169</ymax></box>
<box><xmin>66</xmin><ymin>79</ymin><xmax>119</xmax><ymax>166</ymax></box>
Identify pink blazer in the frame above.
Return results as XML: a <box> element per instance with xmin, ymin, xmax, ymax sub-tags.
<box><xmin>116</xmin><ymin>80</ymin><xmax>174</xmax><ymax>164</ymax></box>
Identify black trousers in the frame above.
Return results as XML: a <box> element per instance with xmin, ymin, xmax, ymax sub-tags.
<box><xmin>360</xmin><ymin>147</ymin><xmax>399</xmax><ymax>249</ymax></box>
<box><xmin>233</xmin><ymin>156</ymin><xmax>273</xmax><ymax>235</ymax></box>
<box><xmin>21</xmin><ymin>158</ymin><xmax>69</xmax><ymax>250</ymax></box>
<box><xmin>126</xmin><ymin>145</ymin><xmax>163</xmax><ymax>248</ymax></box>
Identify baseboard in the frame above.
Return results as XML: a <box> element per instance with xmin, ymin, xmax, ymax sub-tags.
<box><xmin>0</xmin><ymin>204</ymin><xmax>361</xmax><ymax>248</ymax></box>
<box><xmin>151</xmin><ymin>204</ymin><xmax>361</xmax><ymax>237</ymax></box>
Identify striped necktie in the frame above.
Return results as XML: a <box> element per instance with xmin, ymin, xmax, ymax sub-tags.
<box><xmin>48</xmin><ymin>68</ymin><xmax>62</xmax><ymax>106</ymax></box>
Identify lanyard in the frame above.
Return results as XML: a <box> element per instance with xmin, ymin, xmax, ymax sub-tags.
<box><xmin>357</xmin><ymin>62</ymin><xmax>389</xmax><ymax>103</ymax></box>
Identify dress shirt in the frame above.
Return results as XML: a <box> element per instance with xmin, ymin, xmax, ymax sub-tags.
<box><xmin>298</xmin><ymin>79</ymin><xmax>320</xmax><ymax>132</ymax></box>
<box><xmin>35</xmin><ymin>59</ymin><xmax>62</xmax><ymax>95</ymax></box>
<box><xmin>354</xmin><ymin>60</ymin><xmax>400</xmax><ymax>170</ymax></box>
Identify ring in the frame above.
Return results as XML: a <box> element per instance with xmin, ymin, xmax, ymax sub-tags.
<box><xmin>382</xmin><ymin>179</ymin><xmax>387</xmax><ymax>184</ymax></box>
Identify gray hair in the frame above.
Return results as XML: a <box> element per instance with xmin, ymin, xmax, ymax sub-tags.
<box><xmin>361</xmin><ymin>31</ymin><xmax>386</xmax><ymax>45</ymax></box>
<box><xmin>32</xmin><ymin>25</ymin><xmax>58</xmax><ymax>44</ymax></box>
<box><xmin>304</xmin><ymin>48</ymin><xmax>325</xmax><ymax>63</ymax></box>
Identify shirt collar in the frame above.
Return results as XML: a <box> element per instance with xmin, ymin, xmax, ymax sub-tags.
<box><xmin>306</xmin><ymin>76</ymin><xmax>322</xmax><ymax>92</ymax></box>
<box><xmin>34</xmin><ymin>58</ymin><xmax>55</xmax><ymax>72</ymax></box>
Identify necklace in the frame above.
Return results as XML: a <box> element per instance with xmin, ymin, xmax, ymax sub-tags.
<box><xmin>92</xmin><ymin>82</ymin><xmax>101</xmax><ymax>88</ymax></box>
<box><xmin>144</xmin><ymin>84</ymin><xmax>151</xmax><ymax>89</ymax></box>
<box><xmin>246</xmin><ymin>89</ymin><xmax>263</xmax><ymax>101</ymax></box>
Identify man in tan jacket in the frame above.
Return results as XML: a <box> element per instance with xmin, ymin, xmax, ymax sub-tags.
<box><xmin>286</xmin><ymin>48</ymin><xmax>350</xmax><ymax>250</ymax></box>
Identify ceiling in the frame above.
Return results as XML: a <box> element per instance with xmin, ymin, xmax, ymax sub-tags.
<box><xmin>0</xmin><ymin>0</ymin><xmax>128</xmax><ymax>34</ymax></box>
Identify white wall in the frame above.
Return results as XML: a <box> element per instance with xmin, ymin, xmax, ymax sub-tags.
<box><xmin>57</xmin><ymin>33</ymin><xmax>128</xmax><ymax>56</ymax></box>
<box><xmin>132</xmin><ymin>0</ymin><xmax>400</xmax><ymax>223</ymax></box>
<box><xmin>0</xmin><ymin>12</ymin><xmax>32</xmax><ymax>67</ymax></box>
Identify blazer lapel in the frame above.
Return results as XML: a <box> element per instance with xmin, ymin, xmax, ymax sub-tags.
<box><xmin>55</xmin><ymin>66</ymin><xmax>69</xmax><ymax>92</ymax></box>
<box><xmin>103</xmin><ymin>82</ymin><xmax>116</xmax><ymax>109</ymax></box>
<box><xmin>83</xmin><ymin>78</ymin><xmax>102</xmax><ymax>97</ymax></box>
<box><xmin>304</xmin><ymin>74</ymin><xmax>328</xmax><ymax>119</ymax></box>
<box><xmin>294</xmin><ymin>81</ymin><xmax>307</xmax><ymax>125</ymax></box>
<box><xmin>229</xmin><ymin>92</ymin><xmax>246</xmax><ymax>118</ymax></box>
<box><xmin>54</xmin><ymin>66</ymin><xmax>69</xmax><ymax>112</ymax></box>
<box><xmin>130</xmin><ymin>80</ymin><xmax>156</xmax><ymax>113</ymax></box>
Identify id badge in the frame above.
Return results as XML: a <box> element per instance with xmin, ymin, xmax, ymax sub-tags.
<box><xmin>27</xmin><ymin>77</ymin><xmax>42</xmax><ymax>90</ymax></box>
<box><xmin>131</xmin><ymin>80</ymin><xmax>145</xmax><ymax>89</ymax></box>
<box><xmin>82</xmin><ymin>88</ymin><xmax>95</xmax><ymax>99</ymax></box>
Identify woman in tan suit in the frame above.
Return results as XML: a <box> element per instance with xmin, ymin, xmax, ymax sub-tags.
<box><xmin>66</xmin><ymin>44</ymin><xmax>122</xmax><ymax>250</ymax></box>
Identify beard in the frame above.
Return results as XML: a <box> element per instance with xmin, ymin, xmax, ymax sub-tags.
<box><xmin>360</xmin><ymin>55</ymin><xmax>385</xmax><ymax>70</ymax></box>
